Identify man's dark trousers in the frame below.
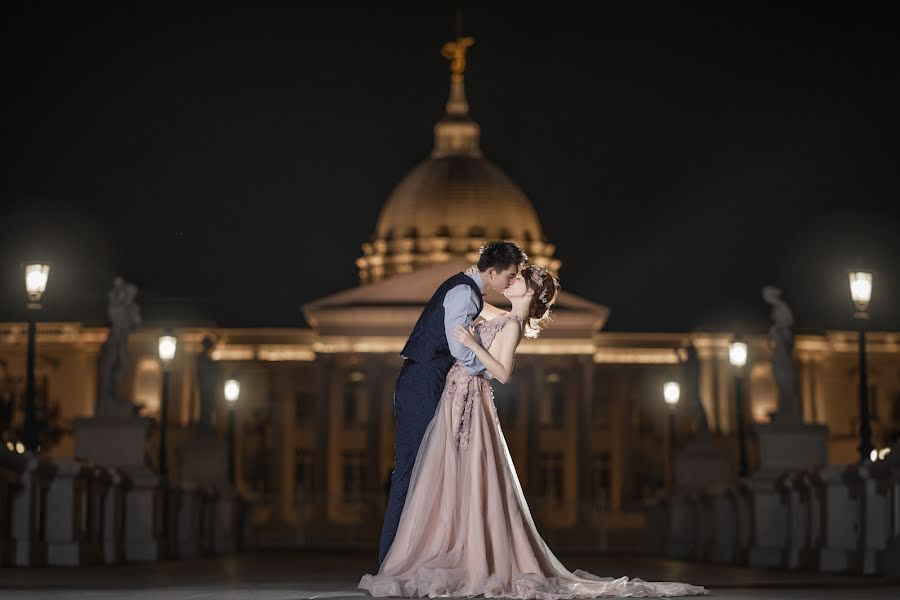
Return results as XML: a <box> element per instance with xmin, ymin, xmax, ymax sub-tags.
<box><xmin>377</xmin><ymin>359</ymin><xmax>447</xmax><ymax>564</ymax></box>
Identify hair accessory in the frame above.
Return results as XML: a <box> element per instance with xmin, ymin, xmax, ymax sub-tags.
<box><xmin>528</xmin><ymin>266</ymin><xmax>553</xmax><ymax>304</ymax></box>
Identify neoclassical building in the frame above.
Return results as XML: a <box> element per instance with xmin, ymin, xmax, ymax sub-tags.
<box><xmin>2</xmin><ymin>38</ymin><xmax>900</xmax><ymax>548</ymax></box>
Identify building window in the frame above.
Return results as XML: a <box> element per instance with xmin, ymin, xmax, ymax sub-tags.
<box><xmin>491</xmin><ymin>379</ymin><xmax>518</xmax><ymax>425</ymax></box>
<box><xmin>343</xmin><ymin>372</ymin><xmax>368</xmax><ymax>427</ymax></box>
<box><xmin>539</xmin><ymin>452</ymin><xmax>564</xmax><ymax>505</ymax></box>
<box><xmin>133</xmin><ymin>358</ymin><xmax>161</xmax><ymax>416</ymax></box>
<box><xmin>342</xmin><ymin>451</ymin><xmax>368</xmax><ymax>503</ymax></box>
<box><xmin>590</xmin><ymin>452</ymin><xmax>611</xmax><ymax>505</ymax></box>
<box><xmin>539</xmin><ymin>373</ymin><xmax>564</xmax><ymax>428</ymax></box>
<box><xmin>294</xmin><ymin>450</ymin><xmax>316</xmax><ymax>500</ymax></box>
<box><xmin>295</xmin><ymin>391</ymin><xmax>316</xmax><ymax>425</ymax></box>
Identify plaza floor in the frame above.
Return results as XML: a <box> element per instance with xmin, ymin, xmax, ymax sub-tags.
<box><xmin>0</xmin><ymin>551</ymin><xmax>898</xmax><ymax>600</ymax></box>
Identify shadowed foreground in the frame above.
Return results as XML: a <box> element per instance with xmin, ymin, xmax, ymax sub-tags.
<box><xmin>1</xmin><ymin>550</ymin><xmax>899</xmax><ymax>599</ymax></box>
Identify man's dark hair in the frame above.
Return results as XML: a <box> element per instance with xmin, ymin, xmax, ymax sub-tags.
<box><xmin>477</xmin><ymin>241</ymin><xmax>528</xmax><ymax>272</ymax></box>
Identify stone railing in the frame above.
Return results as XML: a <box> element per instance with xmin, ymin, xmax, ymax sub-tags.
<box><xmin>0</xmin><ymin>446</ymin><xmax>256</xmax><ymax>567</ymax></box>
<box><xmin>644</xmin><ymin>458</ymin><xmax>900</xmax><ymax>577</ymax></box>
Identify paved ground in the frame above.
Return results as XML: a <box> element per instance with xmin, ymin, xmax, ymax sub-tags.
<box><xmin>1</xmin><ymin>551</ymin><xmax>898</xmax><ymax>600</ymax></box>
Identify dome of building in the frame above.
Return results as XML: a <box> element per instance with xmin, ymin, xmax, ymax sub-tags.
<box><xmin>357</xmin><ymin>38</ymin><xmax>560</xmax><ymax>284</ymax></box>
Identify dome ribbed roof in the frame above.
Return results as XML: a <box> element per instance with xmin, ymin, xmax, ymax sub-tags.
<box><xmin>356</xmin><ymin>37</ymin><xmax>559</xmax><ymax>284</ymax></box>
<box><xmin>375</xmin><ymin>154</ymin><xmax>545</xmax><ymax>243</ymax></box>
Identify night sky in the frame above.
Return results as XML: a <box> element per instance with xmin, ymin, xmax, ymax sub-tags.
<box><xmin>2</xmin><ymin>1</ymin><xmax>899</xmax><ymax>333</ymax></box>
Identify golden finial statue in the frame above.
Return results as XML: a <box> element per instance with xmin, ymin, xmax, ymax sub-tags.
<box><xmin>442</xmin><ymin>36</ymin><xmax>475</xmax><ymax>83</ymax></box>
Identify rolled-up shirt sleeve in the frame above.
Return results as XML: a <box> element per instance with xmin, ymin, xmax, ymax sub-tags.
<box><xmin>443</xmin><ymin>284</ymin><xmax>493</xmax><ymax>380</ymax></box>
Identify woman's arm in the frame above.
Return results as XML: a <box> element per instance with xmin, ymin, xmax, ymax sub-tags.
<box><xmin>451</xmin><ymin>322</ymin><xmax>520</xmax><ymax>384</ymax></box>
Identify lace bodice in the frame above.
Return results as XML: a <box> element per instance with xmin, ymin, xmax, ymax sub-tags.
<box><xmin>472</xmin><ymin>314</ymin><xmax>523</xmax><ymax>352</ymax></box>
<box><xmin>448</xmin><ymin>314</ymin><xmax>523</xmax><ymax>450</ymax></box>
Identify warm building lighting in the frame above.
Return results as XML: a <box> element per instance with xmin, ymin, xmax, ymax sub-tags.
<box><xmin>15</xmin><ymin>442</ymin><xmax>25</xmax><ymax>454</ymax></box>
<box><xmin>224</xmin><ymin>379</ymin><xmax>241</xmax><ymax>404</ymax></box>
<box><xmin>849</xmin><ymin>271</ymin><xmax>874</xmax><ymax>313</ymax></box>
<box><xmin>24</xmin><ymin>263</ymin><xmax>50</xmax><ymax>304</ymax></box>
<box><xmin>663</xmin><ymin>381</ymin><xmax>680</xmax><ymax>406</ymax></box>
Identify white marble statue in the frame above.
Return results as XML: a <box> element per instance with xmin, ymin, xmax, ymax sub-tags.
<box><xmin>95</xmin><ymin>278</ymin><xmax>142</xmax><ymax>417</ymax></box>
<box><xmin>762</xmin><ymin>286</ymin><xmax>801</xmax><ymax>424</ymax></box>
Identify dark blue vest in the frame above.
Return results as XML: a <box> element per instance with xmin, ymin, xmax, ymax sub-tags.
<box><xmin>401</xmin><ymin>273</ymin><xmax>483</xmax><ymax>372</ymax></box>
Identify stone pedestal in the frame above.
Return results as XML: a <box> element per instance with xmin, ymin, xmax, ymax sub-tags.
<box><xmin>755</xmin><ymin>422</ymin><xmax>829</xmax><ymax>474</ymax></box>
<box><xmin>171</xmin><ymin>481</ymin><xmax>206</xmax><ymax>559</ymax></box>
<box><xmin>45</xmin><ymin>459</ymin><xmax>98</xmax><ymax>566</ymax></box>
<box><xmin>238</xmin><ymin>493</ymin><xmax>257</xmax><ymax>552</ymax></box>
<box><xmin>775</xmin><ymin>471</ymin><xmax>809</xmax><ymax>569</ymax></box>
<box><xmin>700</xmin><ymin>484</ymin><xmax>743</xmax><ymax>564</ymax></box>
<box><xmin>664</xmin><ymin>437</ymin><xmax>732</xmax><ymax>560</ymax></box>
<box><xmin>180</xmin><ymin>429</ymin><xmax>230</xmax><ymax>490</ymax></box>
<box><xmin>853</xmin><ymin>464</ymin><xmax>889</xmax><ymax>575</ymax></box>
<box><xmin>673</xmin><ymin>438</ymin><xmax>733</xmax><ymax>487</ymax></box>
<box><xmin>811</xmin><ymin>465</ymin><xmax>862</xmax><ymax>573</ymax></box>
<box><xmin>123</xmin><ymin>467</ymin><xmax>165</xmax><ymax>562</ymax></box>
<box><xmin>179</xmin><ymin>429</ymin><xmax>240</xmax><ymax>554</ymax></box>
<box><xmin>74</xmin><ymin>416</ymin><xmax>165</xmax><ymax>563</ymax></box>
<box><xmin>878</xmin><ymin>462</ymin><xmax>900</xmax><ymax>577</ymax></box>
<box><xmin>742</xmin><ymin>423</ymin><xmax>828</xmax><ymax>568</ymax></box>
<box><xmin>643</xmin><ymin>495</ymin><xmax>668</xmax><ymax>555</ymax></box>
<box><xmin>9</xmin><ymin>454</ymin><xmax>56</xmax><ymax>566</ymax></box>
<box><xmin>100</xmin><ymin>467</ymin><xmax>128</xmax><ymax>564</ymax></box>
<box><xmin>794</xmin><ymin>472</ymin><xmax>823</xmax><ymax>570</ymax></box>
<box><xmin>212</xmin><ymin>491</ymin><xmax>240</xmax><ymax>554</ymax></box>
<box><xmin>0</xmin><ymin>447</ymin><xmax>27</xmax><ymax>566</ymax></box>
<box><xmin>74</xmin><ymin>416</ymin><xmax>152</xmax><ymax>467</ymax></box>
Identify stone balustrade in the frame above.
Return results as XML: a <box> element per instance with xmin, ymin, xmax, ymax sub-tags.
<box><xmin>645</xmin><ymin>456</ymin><xmax>900</xmax><ymax>577</ymax></box>
<box><xmin>0</xmin><ymin>450</ymin><xmax>256</xmax><ymax>567</ymax></box>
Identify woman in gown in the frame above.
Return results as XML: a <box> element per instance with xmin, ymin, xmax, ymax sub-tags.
<box><xmin>359</xmin><ymin>266</ymin><xmax>708</xmax><ymax>599</ymax></box>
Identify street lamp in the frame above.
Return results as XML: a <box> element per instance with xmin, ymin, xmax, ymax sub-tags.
<box><xmin>224</xmin><ymin>378</ymin><xmax>240</xmax><ymax>486</ymax></box>
<box><xmin>729</xmin><ymin>335</ymin><xmax>750</xmax><ymax>478</ymax></box>
<box><xmin>23</xmin><ymin>262</ymin><xmax>50</xmax><ymax>452</ymax></box>
<box><xmin>663</xmin><ymin>381</ymin><xmax>680</xmax><ymax>451</ymax></box>
<box><xmin>157</xmin><ymin>333</ymin><xmax>177</xmax><ymax>477</ymax></box>
<box><xmin>849</xmin><ymin>270</ymin><xmax>874</xmax><ymax>463</ymax></box>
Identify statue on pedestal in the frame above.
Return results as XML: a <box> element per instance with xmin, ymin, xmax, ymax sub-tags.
<box><xmin>196</xmin><ymin>336</ymin><xmax>220</xmax><ymax>429</ymax></box>
<box><xmin>95</xmin><ymin>278</ymin><xmax>142</xmax><ymax>418</ymax></box>
<box><xmin>762</xmin><ymin>286</ymin><xmax>801</xmax><ymax>424</ymax></box>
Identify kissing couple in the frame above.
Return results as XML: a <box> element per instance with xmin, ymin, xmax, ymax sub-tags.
<box><xmin>360</xmin><ymin>241</ymin><xmax>707</xmax><ymax>599</ymax></box>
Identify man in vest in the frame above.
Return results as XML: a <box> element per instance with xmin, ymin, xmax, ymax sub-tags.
<box><xmin>378</xmin><ymin>241</ymin><xmax>527</xmax><ymax>563</ymax></box>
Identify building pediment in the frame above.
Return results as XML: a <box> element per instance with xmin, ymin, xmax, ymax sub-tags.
<box><xmin>303</xmin><ymin>259</ymin><xmax>608</xmax><ymax>340</ymax></box>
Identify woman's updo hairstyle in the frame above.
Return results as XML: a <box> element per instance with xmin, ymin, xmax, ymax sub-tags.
<box><xmin>521</xmin><ymin>265</ymin><xmax>560</xmax><ymax>339</ymax></box>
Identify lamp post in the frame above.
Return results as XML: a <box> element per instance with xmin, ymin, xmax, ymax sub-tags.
<box><xmin>849</xmin><ymin>270</ymin><xmax>874</xmax><ymax>463</ymax></box>
<box><xmin>729</xmin><ymin>335</ymin><xmax>750</xmax><ymax>478</ymax></box>
<box><xmin>23</xmin><ymin>263</ymin><xmax>50</xmax><ymax>452</ymax></box>
<box><xmin>157</xmin><ymin>333</ymin><xmax>177</xmax><ymax>477</ymax></box>
<box><xmin>224</xmin><ymin>378</ymin><xmax>240</xmax><ymax>486</ymax></box>
<box><xmin>663</xmin><ymin>381</ymin><xmax>680</xmax><ymax>450</ymax></box>
<box><xmin>663</xmin><ymin>381</ymin><xmax>680</xmax><ymax>488</ymax></box>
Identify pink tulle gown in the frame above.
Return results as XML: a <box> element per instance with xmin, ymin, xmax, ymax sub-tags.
<box><xmin>359</xmin><ymin>315</ymin><xmax>708</xmax><ymax>599</ymax></box>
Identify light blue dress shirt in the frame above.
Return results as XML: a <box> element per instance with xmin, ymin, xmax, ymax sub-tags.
<box><xmin>443</xmin><ymin>271</ymin><xmax>492</xmax><ymax>380</ymax></box>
